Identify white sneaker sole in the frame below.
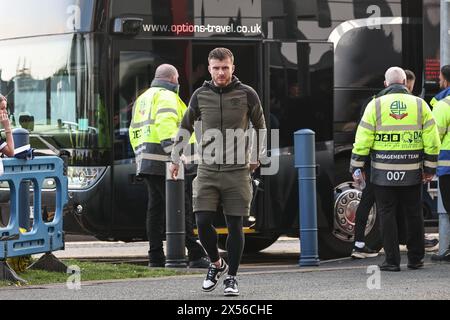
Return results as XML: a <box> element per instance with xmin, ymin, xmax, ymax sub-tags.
<box><xmin>351</xmin><ymin>252</ymin><xmax>378</xmax><ymax>259</ymax></box>
<box><xmin>201</xmin><ymin>263</ymin><xmax>229</xmax><ymax>292</ymax></box>
<box><xmin>224</xmin><ymin>291</ymin><xmax>239</xmax><ymax>296</ymax></box>
<box><xmin>425</xmin><ymin>245</ymin><xmax>439</xmax><ymax>252</ymax></box>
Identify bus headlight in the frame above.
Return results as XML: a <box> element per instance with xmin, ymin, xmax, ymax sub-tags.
<box><xmin>67</xmin><ymin>167</ymin><xmax>106</xmax><ymax>190</ymax></box>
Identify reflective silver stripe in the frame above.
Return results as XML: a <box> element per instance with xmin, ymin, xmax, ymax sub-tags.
<box><xmin>438</xmin><ymin>160</ymin><xmax>450</xmax><ymax>167</ymax></box>
<box><xmin>375</xmin><ymin>98</ymin><xmax>382</xmax><ymax>128</ymax></box>
<box><xmin>417</xmin><ymin>98</ymin><xmax>422</xmax><ymax>128</ymax></box>
<box><xmin>156</xmin><ymin>108</ymin><xmax>178</xmax><ymax>116</ymax></box>
<box><xmin>378</xmin><ymin>124</ymin><xmax>422</xmax><ymax>130</ymax></box>
<box><xmin>441</xmin><ymin>98</ymin><xmax>450</xmax><ymax>107</ymax></box>
<box><xmin>424</xmin><ymin>161</ymin><xmax>437</xmax><ymax>168</ymax></box>
<box><xmin>372</xmin><ymin>162</ymin><xmax>421</xmax><ymax>170</ymax></box>
<box><xmin>438</xmin><ymin>126</ymin><xmax>447</xmax><ymax>135</ymax></box>
<box><xmin>136</xmin><ymin>153</ymin><xmax>170</xmax><ymax>162</ymax></box>
<box><xmin>350</xmin><ymin>159</ymin><xmax>365</xmax><ymax>167</ymax></box>
<box><xmin>375</xmin><ymin>97</ymin><xmax>422</xmax><ymax>131</ymax></box>
<box><xmin>423</xmin><ymin>119</ymin><xmax>435</xmax><ymax>129</ymax></box>
<box><xmin>130</xmin><ymin>119</ymin><xmax>155</xmax><ymax>129</ymax></box>
<box><xmin>359</xmin><ymin>120</ymin><xmax>375</xmax><ymax>131</ymax></box>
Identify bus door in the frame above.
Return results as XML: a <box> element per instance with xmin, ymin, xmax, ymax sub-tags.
<box><xmin>260</xmin><ymin>40</ymin><xmax>334</xmax><ymax>233</ymax></box>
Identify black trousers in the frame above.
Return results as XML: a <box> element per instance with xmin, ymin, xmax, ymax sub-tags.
<box><xmin>354</xmin><ymin>180</ymin><xmax>376</xmax><ymax>242</ymax></box>
<box><xmin>354</xmin><ymin>180</ymin><xmax>407</xmax><ymax>245</ymax></box>
<box><xmin>439</xmin><ymin>175</ymin><xmax>450</xmax><ymax>213</ymax></box>
<box><xmin>374</xmin><ymin>184</ymin><xmax>424</xmax><ymax>266</ymax></box>
<box><xmin>143</xmin><ymin>174</ymin><xmax>205</xmax><ymax>262</ymax></box>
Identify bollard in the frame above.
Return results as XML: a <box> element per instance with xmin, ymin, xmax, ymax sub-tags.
<box><xmin>294</xmin><ymin>129</ymin><xmax>320</xmax><ymax>266</ymax></box>
<box><xmin>165</xmin><ymin>163</ymin><xmax>187</xmax><ymax>268</ymax></box>
<box><xmin>12</xmin><ymin>128</ymin><xmax>31</xmax><ymax>231</ymax></box>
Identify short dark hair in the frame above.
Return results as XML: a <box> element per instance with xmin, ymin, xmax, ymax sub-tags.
<box><xmin>404</xmin><ymin>69</ymin><xmax>415</xmax><ymax>81</ymax></box>
<box><xmin>208</xmin><ymin>47</ymin><xmax>234</xmax><ymax>63</ymax></box>
<box><xmin>441</xmin><ymin>65</ymin><xmax>450</xmax><ymax>82</ymax></box>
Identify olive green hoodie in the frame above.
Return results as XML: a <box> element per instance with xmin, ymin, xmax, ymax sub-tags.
<box><xmin>171</xmin><ymin>76</ymin><xmax>267</xmax><ymax>171</ymax></box>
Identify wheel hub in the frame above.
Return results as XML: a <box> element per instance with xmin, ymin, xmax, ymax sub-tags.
<box><xmin>333</xmin><ymin>181</ymin><xmax>376</xmax><ymax>242</ymax></box>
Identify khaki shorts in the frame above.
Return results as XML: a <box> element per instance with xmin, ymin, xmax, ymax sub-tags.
<box><xmin>192</xmin><ymin>167</ymin><xmax>253</xmax><ymax>216</ymax></box>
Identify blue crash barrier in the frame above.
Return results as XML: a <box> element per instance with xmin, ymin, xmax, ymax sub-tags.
<box><xmin>0</xmin><ymin>156</ymin><xmax>67</xmax><ymax>259</ymax></box>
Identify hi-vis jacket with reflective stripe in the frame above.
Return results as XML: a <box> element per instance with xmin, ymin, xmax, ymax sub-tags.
<box><xmin>432</xmin><ymin>96</ymin><xmax>450</xmax><ymax>176</ymax></box>
<box><xmin>351</xmin><ymin>93</ymin><xmax>440</xmax><ymax>186</ymax></box>
<box><xmin>129</xmin><ymin>80</ymin><xmax>194</xmax><ymax>176</ymax></box>
<box><xmin>430</xmin><ymin>87</ymin><xmax>450</xmax><ymax>108</ymax></box>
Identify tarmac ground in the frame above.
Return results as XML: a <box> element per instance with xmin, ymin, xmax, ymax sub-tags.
<box><xmin>1</xmin><ymin>234</ymin><xmax>447</xmax><ymax>300</ymax></box>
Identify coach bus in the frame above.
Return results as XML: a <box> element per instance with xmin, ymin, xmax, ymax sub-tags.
<box><xmin>0</xmin><ymin>0</ymin><xmax>441</xmax><ymax>258</ymax></box>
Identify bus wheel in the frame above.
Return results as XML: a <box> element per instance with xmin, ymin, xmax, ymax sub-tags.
<box><xmin>318</xmin><ymin>158</ymin><xmax>382</xmax><ymax>259</ymax></box>
<box><xmin>218</xmin><ymin>233</ymin><xmax>280</xmax><ymax>254</ymax></box>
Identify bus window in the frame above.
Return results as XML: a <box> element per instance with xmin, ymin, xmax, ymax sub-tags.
<box><xmin>334</xmin><ymin>25</ymin><xmax>403</xmax><ymax>88</ymax></box>
<box><xmin>113</xmin><ymin>40</ymin><xmax>190</xmax><ymax>160</ymax></box>
<box><xmin>0</xmin><ymin>34</ymin><xmax>106</xmax><ymax>151</ymax></box>
<box><xmin>267</xmin><ymin>41</ymin><xmax>333</xmax><ymax>146</ymax></box>
<box><xmin>115</xmin><ymin>51</ymin><xmax>160</xmax><ymax>160</ymax></box>
<box><xmin>0</xmin><ymin>0</ymin><xmax>94</xmax><ymax>40</ymax></box>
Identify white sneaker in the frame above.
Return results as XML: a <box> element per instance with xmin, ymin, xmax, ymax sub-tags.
<box><xmin>223</xmin><ymin>275</ymin><xmax>239</xmax><ymax>296</ymax></box>
<box><xmin>202</xmin><ymin>259</ymin><xmax>229</xmax><ymax>292</ymax></box>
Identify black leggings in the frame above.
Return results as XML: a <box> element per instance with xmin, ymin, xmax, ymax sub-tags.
<box><xmin>195</xmin><ymin>212</ymin><xmax>244</xmax><ymax>276</ymax></box>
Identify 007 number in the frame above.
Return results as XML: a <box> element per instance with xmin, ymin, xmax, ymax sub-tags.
<box><xmin>386</xmin><ymin>171</ymin><xmax>406</xmax><ymax>181</ymax></box>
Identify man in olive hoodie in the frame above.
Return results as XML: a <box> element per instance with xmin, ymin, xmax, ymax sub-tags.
<box><xmin>169</xmin><ymin>48</ymin><xmax>267</xmax><ymax>296</ymax></box>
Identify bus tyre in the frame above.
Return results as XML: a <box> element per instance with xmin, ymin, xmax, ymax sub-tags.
<box><xmin>318</xmin><ymin>156</ymin><xmax>382</xmax><ymax>259</ymax></box>
<box><xmin>318</xmin><ymin>230</ymin><xmax>353</xmax><ymax>260</ymax></box>
<box><xmin>218</xmin><ymin>233</ymin><xmax>280</xmax><ymax>254</ymax></box>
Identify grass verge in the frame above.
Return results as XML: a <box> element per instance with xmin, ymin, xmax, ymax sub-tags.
<box><xmin>0</xmin><ymin>259</ymin><xmax>198</xmax><ymax>287</ymax></box>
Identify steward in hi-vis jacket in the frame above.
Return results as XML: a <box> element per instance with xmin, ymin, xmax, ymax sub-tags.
<box><xmin>431</xmin><ymin>65</ymin><xmax>450</xmax><ymax>207</ymax></box>
<box><xmin>433</xmin><ymin>96</ymin><xmax>450</xmax><ymax>178</ymax></box>
<box><xmin>430</xmin><ymin>65</ymin><xmax>450</xmax><ymax>108</ymax></box>
<box><xmin>350</xmin><ymin>67</ymin><xmax>440</xmax><ymax>271</ymax></box>
<box><xmin>431</xmin><ymin>65</ymin><xmax>450</xmax><ymax>261</ymax></box>
<box><xmin>129</xmin><ymin>79</ymin><xmax>194</xmax><ymax>176</ymax></box>
<box><xmin>129</xmin><ymin>64</ymin><xmax>208</xmax><ymax>269</ymax></box>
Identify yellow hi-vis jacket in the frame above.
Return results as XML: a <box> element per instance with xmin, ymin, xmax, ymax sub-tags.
<box><xmin>351</xmin><ymin>93</ymin><xmax>440</xmax><ymax>186</ymax></box>
<box><xmin>129</xmin><ymin>80</ymin><xmax>194</xmax><ymax>176</ymax></box>
<box><xmin>432</xmin><ymin>96</ymin><xmax>450</xmax><ymax>176</ymax></box>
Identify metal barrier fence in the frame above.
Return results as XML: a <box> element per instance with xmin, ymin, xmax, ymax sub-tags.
<box><xmin>0</xmin><ymin>156</ymin><xmax>68</xmax><ymax>282</ymax></box>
